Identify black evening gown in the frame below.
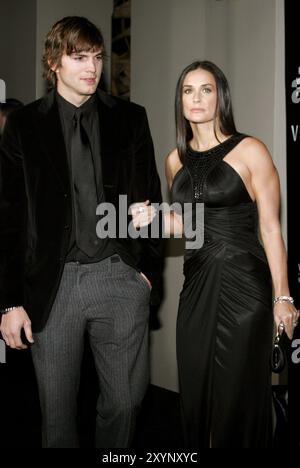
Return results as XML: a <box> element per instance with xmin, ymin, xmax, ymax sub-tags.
<box><xmin>172</xmin><ymin>134</ymin><xmax>273</xmax><ymax>448</ymax></box>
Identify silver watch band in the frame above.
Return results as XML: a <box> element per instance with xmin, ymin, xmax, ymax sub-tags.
<box><xmin>1</xmin><ymin>306</ymin><xmax>22</xmax><ymax>314</ymax></box>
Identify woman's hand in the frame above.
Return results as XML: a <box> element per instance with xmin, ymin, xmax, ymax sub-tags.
<box><xmin>129</xmin><ymin>200</ymin><xmax>157</xmax><ymax>228</ymax></box>
<box><xmin>273</xmin><ymin>302</ymin><xmax>299</xmax><ymax>339</ymax></box>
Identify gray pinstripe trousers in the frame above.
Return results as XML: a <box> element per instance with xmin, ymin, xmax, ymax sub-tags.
<box><xmin>31</xmin><ymin>255</ymin><xmax>150</xmax><ymax>448</ymax></box>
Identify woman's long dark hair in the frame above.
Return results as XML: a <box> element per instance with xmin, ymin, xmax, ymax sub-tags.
<box><xmin>175</xmin><ymin>60</ymin><xmax>237</xmax><ymax>162</ymax></box>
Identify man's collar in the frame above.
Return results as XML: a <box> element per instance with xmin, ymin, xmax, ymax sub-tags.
<box><xmin>55</xmin><ymin>91</ymin><xmax>97</xmax><ymax>119</ymax></box>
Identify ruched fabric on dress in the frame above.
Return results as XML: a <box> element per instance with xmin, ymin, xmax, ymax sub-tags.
<box><xmin>172</xmin><ymin>134</ymin><xmax>273</xmax><ymax>448</ymax></box>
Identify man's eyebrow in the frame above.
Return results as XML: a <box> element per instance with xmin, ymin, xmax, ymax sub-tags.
<box><xmin>72</xmin><ymin>51</ymin><xmax>88</xmax><ymax>54</ymax></box>
<box><xmin>71</xmin><ymin>51</ymin><xmax>103</xmax><ymax>55</ymax></box>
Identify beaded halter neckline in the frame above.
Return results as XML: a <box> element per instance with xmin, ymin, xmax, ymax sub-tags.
<box><xmin>185</xmin><ymin>133</ymin><xmax>246</xmax><ymax>201</ymax></box>
<box><xmin>187</xmin><ymin>134</ymin><xmax>239</xmax><ymax>158</ymax></box>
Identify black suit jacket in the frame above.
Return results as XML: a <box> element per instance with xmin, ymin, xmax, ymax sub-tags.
<box><xmin>0</xmin><ymin>89</ymin><xmax>163</xmax><ymax>332</ymax></box>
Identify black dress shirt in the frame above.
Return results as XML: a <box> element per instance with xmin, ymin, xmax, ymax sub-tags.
<box><xmin>56</xmin><ymin>92</ymin><xmax>115</xmax><ymax>263</ymax></box>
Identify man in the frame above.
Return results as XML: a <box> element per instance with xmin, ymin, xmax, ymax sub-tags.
<box><xmin>0</xmin><ymin>16</ymin><xmax>163</xmax><ymax>448</ymax></box>
<box><xmin>0</xmin><ymin>98</ymin><xmax>23</xmax><ymax>138</ymax></box>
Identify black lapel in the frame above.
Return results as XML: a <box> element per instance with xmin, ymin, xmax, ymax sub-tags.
<box><xmin>36</xmin><ymin>90</ymin><xmax>70</xmax><ymax>192</ymax></box>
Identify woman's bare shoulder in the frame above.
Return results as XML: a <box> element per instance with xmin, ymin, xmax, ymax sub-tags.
<box><xmin>165</xmin><ymin>148</ymin><xmax>183</xmax><ymax>188</ymax></box>
<box><xmin>238</xmin><ymin>136</ymin><xmax>274</xmax><ymax>169</ymax></box>
<box><xmin>165</xmin><ymin>148</ymin><xmax>182</xmax><ymax>173</ymax></box>
<box><xmin>238</xmin><ymin>136</ymin><xmax>269</xmax><ymax>154</ymax></box>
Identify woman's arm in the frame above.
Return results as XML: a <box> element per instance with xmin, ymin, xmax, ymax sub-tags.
<box><xmin>245</xmin><ymin>138</ymin><xmax>299</xmax><ymax>338</ymax></box>
<box><xmin>131</xmin><ymin>149</ymin><xmax>184</xmax><ymax>236</ymax></box>
<box><xmin>164</xmin><ymin>150</ymin><xmax>184</xmax><ymax>235</ymax></box>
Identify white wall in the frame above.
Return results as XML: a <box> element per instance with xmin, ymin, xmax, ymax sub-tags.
<box><xmin>132</xmin><ymin>0</ymin><xmax>208</xmax><ymax>391</ymax></box>
<box><xmin>273</xmin><ymin>0</ymin><xmax>286</xmax><ymax>243</ymax></box>
<box><xmin>205</xmin><ymin>0</ymin><xmax>287</xmax><ymax>234</ymax></box>
<box><xmin>132</xmin><ymin>0</ymin><xmax>285</xmax><ymax>391</ymax></box>
<box><xmin>205</xmin><ymin>0</ymin><xmax>276</xmax><ymax>148</ymax></box>
<box><xmin>36</xmin><ymin>0</ymin><xmax>113</xmax><ymax>97</ymax></box>
<box><xmin>0</xmin><ymin>0</ymin><xmax>36</xmax><ymax>104</ymax></box>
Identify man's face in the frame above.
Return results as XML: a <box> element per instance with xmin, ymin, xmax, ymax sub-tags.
<box><xmin>52</xmin><ymin>49</ymin><xmax>103</xmax><ymax>106</ymax></box>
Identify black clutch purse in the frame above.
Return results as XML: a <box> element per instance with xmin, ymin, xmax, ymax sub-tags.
<box><xmin>270</xmin><ymin>324</ymin><xmax>286</xmax><ymax>374</ymax></box>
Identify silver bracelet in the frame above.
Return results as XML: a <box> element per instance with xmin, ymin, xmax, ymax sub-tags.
<box><xmin>1</xmin><ymin>306</ymin><xmax>22</xmax><ymax>314</ymax></box>
<box><xmin>273</xmin><ymin>295</ymin><xmax>294</xmax><ymax>305</ymax></box>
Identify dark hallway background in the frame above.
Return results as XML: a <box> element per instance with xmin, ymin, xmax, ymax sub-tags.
<box><xmin>0</xmin><ymin>338</ymin><xmax>184</xmax><ymax>449</ymax></box>
<box><xmin>0</xmin><ymin>337</ymin><xmax>288</xmax><ymax>448</ymax></box>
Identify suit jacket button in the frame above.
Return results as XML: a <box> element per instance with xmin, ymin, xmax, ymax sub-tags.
<box><xmin>63</xmin><ymin>193</ymin><xmax>68</xmax><ymax>198</ymax></box>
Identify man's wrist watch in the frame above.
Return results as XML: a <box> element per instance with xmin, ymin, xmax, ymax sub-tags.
<box><xmin>1</xmin><ymin>306</ymin><xmax>21</xmax><ymax>314</ymax></box>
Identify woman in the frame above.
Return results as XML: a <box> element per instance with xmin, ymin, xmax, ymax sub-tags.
<box><xmin>132</xmin><ymin>61</ymin><xmax>299</xmax><ymax>448</ymax></box>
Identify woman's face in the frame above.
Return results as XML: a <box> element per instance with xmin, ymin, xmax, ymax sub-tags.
<box><xmin>182</xmin><ymin>68</ymin><xmax>218</xmax><ymax>125</ymax></box>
